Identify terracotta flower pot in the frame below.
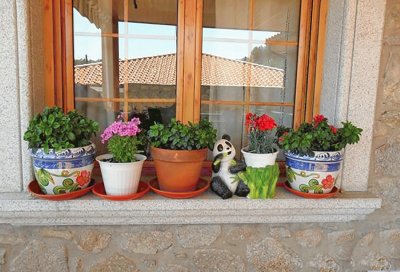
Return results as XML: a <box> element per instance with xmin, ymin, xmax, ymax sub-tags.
<box><xmin>150</xmin><ymin>146</ymin><xmax>208</xmax><ymax>192</ymax></box>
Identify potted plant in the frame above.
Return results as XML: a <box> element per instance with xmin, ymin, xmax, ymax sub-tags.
<box><xmin>96</xmin><ymin>116</ymin><xmax>146</xmax><ymax>196</ymax></box>
<box><xmin>241</xmin><ymin>112</ymin><xmax>279</xmax><ymax>167</ymax></box>
<box><xmin>148</xmin><ymin>119</ymin><xmax>217</xmax><ymax>192</ymax></box>
<box><xmin>23</xmin><ymin>107</ymin><xmax>99</xmax><ymax>194</ymax></box>
<box><xmin>278</xmin><ymin>114</ymin><xmax>362</xmax><ymax>194</ymax></box>
<box><xmin>238</xmin><ymin>112</ymin><xmax>280</xmax><ymax>199</ymax></box>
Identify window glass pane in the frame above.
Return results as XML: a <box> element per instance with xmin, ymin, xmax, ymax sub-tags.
<box><xmin>73</xmin><ymin>0</ymin><xmax>178</xmax><ymax>150</ymax></box>
<box><xmin>201</xmin><ymin>0</ymin><xmax>300</xmax><ymax>152</ymax></box>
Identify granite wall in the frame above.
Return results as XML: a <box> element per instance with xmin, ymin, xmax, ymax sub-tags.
<box><xmin>0</xmin><ymin>0</ymin><xmax>399</xmax><ymax>271</ymax></box>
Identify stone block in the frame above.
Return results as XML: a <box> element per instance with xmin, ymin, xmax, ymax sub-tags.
<box><xmin>121</xmin><ymin>231</ymin><xmax>173</xmax><ymax>254</ymax></box>
<box><xmin>193</xmin><ymin>249</ymin><xmax>245</xmax><ymax>272</ymax></box>
<box><xmin>90</xmin><ymin>254</ymin><xmax>139</xmax><ymax>272</ymax></box>
<box><xmin>176</xmin><ymin>225</ymin><xmax>221</xmax><ymax>248</ymax></box>
<box><xmin>74</xmin><ymin>230</ymin><xmax>111</xmax><ymax>253</ymax></box>
<box><xmin>246</xmin><ymin>237</ymin><xmax>302</xmax><ymax>271</ymax></box>
<box><xmin>9</xmin><ymin>240</ymin><xmax>68</xmax><ymax>272</ymax></box>
<box><xmin>294</xmin><ymin>228</ymin><xmax>322</xmax><ymax>248</ymax></box>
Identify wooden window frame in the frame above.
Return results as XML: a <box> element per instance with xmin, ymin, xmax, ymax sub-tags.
<box><xmin>44</xmin><ymin>0</ymin><xmax>328</xmax><ymax>128</ymax></box>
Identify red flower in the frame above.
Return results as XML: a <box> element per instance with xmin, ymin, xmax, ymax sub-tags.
<box><xmin>255</xmin><ymin>114</ymin><xmax>277</xmax><ymax>131</ymax></box>
<box><xmin>313</xmin><ymin>114</ymin><xmax>325</xmax><ymax>126</ymax></box>
<box><xmin>245</xmin><ymin>113</ymin><xmax>256</xmax><ymax>128</ymax></box>
<box><xmin>321</xmin><ymin>175</ymin><xmax>335</xmax><ymax>189</ymax></box>
<box><xmin>330</xmin><ymin>125</ymin><xmax>337</xmax><ymax>134</ymax></box>
<box><xmin>76</xmin><ymin>170</ymin><xmax>90</xmax><ymax>186</ymax></box>
<box><xmin>278</xmin><ymin>132</ymin><xmax>288</xmax><ymax>143</ymax></box>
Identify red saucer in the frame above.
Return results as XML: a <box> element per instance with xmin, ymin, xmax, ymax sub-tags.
<box><xmin>28</xmin><ymin>180</ymin><xmax>95</xmax><ymax>201</ymax></box>
<box><xmin>149</xmin><ymin>178</ymin><xmax>210</xmax><ymax>199</ymax></box>
<box><xmin>92</xmin><ymin>181</ymin><xmax>149</xmax><ymax>201</ymax></box>
<box><xmin>283</xmin><ymin>181</ymin><xmax>338</xmax><ymax>199</ymax></box>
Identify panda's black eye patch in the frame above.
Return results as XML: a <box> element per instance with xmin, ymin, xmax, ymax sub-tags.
<box><xmin>217</xmin><ymin>144</ymin><xmax>223</xmax><ymax>152</ymax></box>
<box><xmin>225</xmin><ymin>141</ymin><xmax>232</xmax><ymax>147</ymax></box>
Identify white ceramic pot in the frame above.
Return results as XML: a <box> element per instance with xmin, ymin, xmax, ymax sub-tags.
<box><xmin>96</xmin><ymin>154</ymin><xmax>146</xmax><ymax>196</ymax></box>
<box><xmin>241</xmin><ymin>148</ymin><xmax>279</xmax><ymax>168</ymax></box>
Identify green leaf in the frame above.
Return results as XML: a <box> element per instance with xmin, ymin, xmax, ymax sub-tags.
<box><xmin>36</xmin><ymin>169</ymin><xmax>54</xmax><ymax>186</ymax></box>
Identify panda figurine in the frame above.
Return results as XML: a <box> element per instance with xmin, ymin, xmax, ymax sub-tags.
<box><xmin>211</xmin><ymin>135</ymin><xmax>250</xmax><ymax>199</ymax></box>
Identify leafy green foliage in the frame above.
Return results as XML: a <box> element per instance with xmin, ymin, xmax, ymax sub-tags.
<box><xmin>148</xmin><ymin>119</ymin><xmax>217</xmax><ymax>150</ymax></box>
<box><xmin>278</xmin><ymin>115</ymin><xmax>363</xmax><ymax>156</ymax></box>
<box><xmin>236</xmin><ymin>163</ymin><xmax>280</xmax><ymax>199</ymax></box>
<box><xmin>107</xmin><ymin>135</ymin><xmax>140</xmax><ymax>163</ymax></box>
<box><xmin>23</xmin><ymin>107</ymin><xmax>99</xmax><ymax>153</ymax></box>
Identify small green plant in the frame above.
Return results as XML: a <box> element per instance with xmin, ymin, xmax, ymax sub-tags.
<box><xmin>24</xmin><ymin>107</ymin><xmax>99</xmax><ymax>153</ymax></box>
<box><xmin>236</xmin><ymin>163</ymin><xmax>280</xmax><ymax>199</ymax></box>
<box><xmin>101</xmin><ymin>116</ymin><xmax>143</xmax><ymax>163</ymax></box>
<box><xmin>278</xmin><ymin>114</ymin><xmax>363</xmax><ymax>156</ymax></box>
<box><xmin>148</xmin><ymin>119</ymin><xmax>217</xmax><ymax>150</ymax></box>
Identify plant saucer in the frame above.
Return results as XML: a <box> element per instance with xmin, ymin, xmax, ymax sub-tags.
<box><xmin>28</xmin><ymin>179</ymin><xmax>95</xmax><ymax>200</ymax></box>
<box><xmin>283</xmin><ymin>181</ymin><xmax>338</xmax><ymax>199</ymax></box>
<box><xmin>92</xmin><ymin>181</ymin><xmax>149</xmax><ymax>201</ymax></box>
<box><xmin>149</xmin><ymin>178</ymin><xmax>210</xmax><ymax>199</ymax></box>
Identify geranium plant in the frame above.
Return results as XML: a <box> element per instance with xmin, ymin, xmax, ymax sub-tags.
<box><xmin>101</xmin><ymin>116</ymin><xmax>143</xmax><ymax>163</ymax></box>
<box><xmin>278</xmin><ymin>114</ymin><xmax>363</xmax><ymax>156</ymax></box>
<box><xmin>245</xmin><ymin>112</ymin><xmax>278</xmax><ymax>154</ymax></box>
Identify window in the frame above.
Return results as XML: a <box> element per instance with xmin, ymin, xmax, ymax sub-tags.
<box><xmin>44</xmin><ymin>0</ymin><xmax>328</xmax><ymax>152</ymax></box>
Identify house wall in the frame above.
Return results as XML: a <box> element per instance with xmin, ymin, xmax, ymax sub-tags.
<box><xmin>0</xmin><ymin>0</ymin><xmax>400</xmax><ymax>271</ymax></box>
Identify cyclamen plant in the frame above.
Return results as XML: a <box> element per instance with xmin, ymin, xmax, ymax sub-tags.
<box><xmin>278</xmin><ymin>114</ymin><xmax>363</xmax><ymax>156</ymax></box>
<box><xmin>245</xmin><ymin>113</ymin><xmax>278</xmax><ymax>154</ymax></box>
<box><xmin>101</xmin><ymin>116</ymin><xmax>142</xmax><ymax>163</ymax></box>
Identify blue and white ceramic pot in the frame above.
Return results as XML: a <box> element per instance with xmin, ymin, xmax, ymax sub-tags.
<box><xmin>30</xmin><ymin>143</ymin><xmax>96</xmax><ymax>195</ymax></box>
<box><xmin>284</xmin><ymin>150</ymin><xmax>343</xmax><ymax>194</ymax></box>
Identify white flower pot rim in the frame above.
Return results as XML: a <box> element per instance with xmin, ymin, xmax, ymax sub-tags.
<box><xmin>241</xmin><ymin>147</ymin><xmax>279</xmax><ymax>155</ymax></box>
<box><xmin>96</xmin><ymin>153</ymin><xmax>147</xmax><ymax>164</ymax></box>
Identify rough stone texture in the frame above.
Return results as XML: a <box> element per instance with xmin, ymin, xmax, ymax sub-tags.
<box><xmin>246</xmin><ymin>237</ymin><xmax>303</xmax><ymax>271</ymax></box>
<box><xmin>74</xmin><ymin>230</ymin><xmax>111</xmax><ymax>253</ymax></box>
<box><xmin>308</xmin><ymin>254</ymin><xmax>340</xmax><ymax>272</ymax></box>
<box><xmin>0</xmin><ymin>248</ymin><xmax>5</xmax><ymax>265</ymax></box>
<box><xmin>294</xmin><ymin>228</ymin><xmax>322</xmax><ymax>248</ymax></box>
<box><xmin>0</xmin><ymin>0</ymin><xmax>23</xmax><ymax>192</ymax></box>
<box><xmin>121</xmin><ymin>231</ymin><xmax>173</xmax><ymax>254</ymax></box>
<box><xmin>157</xmin><ymin>264</ymin><xmax>190</xmax><ymax>272</ymax></box>
<box><xmin>90</xmin><ymin>254</ymin><xmax>139</xmax><ymax>272</ymax></box>
<box><xmin>9</xmin><ymin>240</ymin><xmax>68</xmax><ymax>272</ymax></box>
<box><xmin>270</xmin><ymin>226</ymin><xmax>291</xmax><ymax>238</ymax></box>
<box><xmin>224</xmin><ymin>225</ymin><xmax>258</xmax><ymax>242</ymax></box>
<box><xmin>374</xmin><ymin>139</ymin><xmax>400</xmax><ymax>176</ymax></box>
<box><xmin>193</xmin><ymin>249</ymin><xmax>246</xmax><ymax>272</ymax></box>
<box><xmin>176</xmin><ymin>225</ymin><xmax>221</xmax><ymax>248</ymax></box>
<box><xmin>41</xmin><ymin>228</ymin><xmax>73</xmax><ymax>240</ymax></box>
<box><xmin>380</xmin><ymin>229</ymin><xmax>400</xmax><ymax>259</ymax></box>
<box><xmin>341</xmin><ymin>0</ymin><xmax>387</xmax><ymax>192</ymax></box>
<box><xmin>328</xmin><ymin>230</ymin><xmax>356</xmax><ymax>261</ymax></box>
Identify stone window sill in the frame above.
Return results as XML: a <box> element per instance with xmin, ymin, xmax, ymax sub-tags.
<box><xmin>0</xmin><ymin>186</ymin><xmax>381</xmax><ymax>225</ymax></box>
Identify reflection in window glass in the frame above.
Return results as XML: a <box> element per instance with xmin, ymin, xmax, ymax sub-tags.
<box><xmin>201</xmin><ymin>0</ymin><xmax>300</xmax><ymax>153</ymax></box>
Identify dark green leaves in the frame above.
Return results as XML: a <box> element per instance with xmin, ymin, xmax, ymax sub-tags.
<box><xmin>23</xmin><ymin>106</ymin><xmax>99</xmax><ymax>152</ymax></box>
<box><xmin>148</xmin><ymin>119</ymin><xmax>217</xmax><ymax>150</ymax></box>
<box><xmin>107</xmin><ymin>135</ymin><xmax>139</xmax><ymax>163</ymax></box>
<box><xmin>278</xmin><ymin>117</ymin><xmax>363</xmax><ymax>155</ymax></box>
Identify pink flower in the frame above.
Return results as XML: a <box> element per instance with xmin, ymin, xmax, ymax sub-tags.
<box><xmin>100</xmin><ymin>117</ymin><xmax>141</xmax><ymax>144</ymax></box>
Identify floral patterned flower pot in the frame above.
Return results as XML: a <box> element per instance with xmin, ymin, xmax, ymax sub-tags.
<box><xmin>284</xmin><ymin>150</ymin><xmax>343</xmax><ymax>194</ymax></box>
<box><xmin>30</xmin><ymin>143</ymin><xmax>96</xmax><ymax>195</ymax></box>
<box><xmin>96</xmin><ymin>153</ymin><xmax>146</xmax><ymax>196</ymax></box>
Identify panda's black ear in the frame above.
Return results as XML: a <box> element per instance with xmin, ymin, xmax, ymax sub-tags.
<box><xmin>222</xmin><ymin>134</ymin><xmax>231</xmax><ymax>141</ymax></box>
